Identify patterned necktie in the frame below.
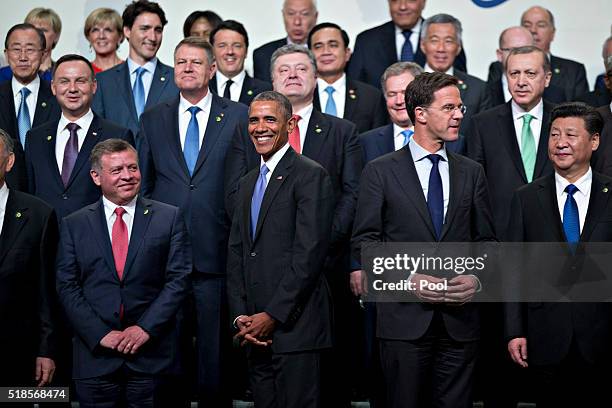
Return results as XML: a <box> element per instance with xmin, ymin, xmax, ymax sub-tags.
<box><xmin>61</xmin><ymin>123</ymin><xmax>80</xmax><ymax>187</ymax></box>
<box><xmin>563</xmin><ymin>184</ymin><xmax>580</xmax><ymax>244</ymax></box>
<box><xmin>401</xmin><ymin>129</ymin><xmax>414</xmax><ymax>147</ymax></box>
<box><xmin>324</xmin><ymin>86</ymin><xmax>337</xmax><ymax>116</ymax></box>
<box><xmin>427</xmin><ymin>154</ymin><xmax>444</xmax><ymax>240</ymax></box>
<box><xmin>133</xmin><ymin>67</ymin><xmax>146</xmax><ymax>118</ymax></box>
<box><xmin>184</xmin><ymin>106</ymin><xmax>201</xmax><ymax>176</ymax></box>
<box><xmin>288</xmin><ymin>114</ymin><xmax>302</xmax><ymax>154</ymax></box>
<box><xmin>251</xmin><ymin>164</ymin><xmax>269</xmax><ymax>239</ymax></box>
<box><xmin>223</xmin><ymin>78</ymin><xmax>233</xmax><ymax>99</ymax></box>
<box><xmin>17</xmin><ymin>87</ymin><xmax>32</xmax><ymax>148</ymax></box>
<box><xmin>400</xmin><ymin>30</ymin><xmax>414</xmax><ymax>62</ymax></box>
<box><xmin>112</xmin><ymin>207</ymin><xmax>128</xmax><ymax>280</ymax></box>
<box><xmin>520</xmin><ymin>114</ymin><xmax>536</xmax><ymax>182</ymax></box>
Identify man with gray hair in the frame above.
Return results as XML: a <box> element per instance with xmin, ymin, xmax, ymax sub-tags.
<box><xmin>581</xmin><ymin>37</ymin><xmax>612</xmax><ymax>108</ymax></box>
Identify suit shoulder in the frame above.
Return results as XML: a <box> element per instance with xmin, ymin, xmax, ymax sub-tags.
<box><xmin>323</xmin><ymin>112</ymin><xmax>357</xmax><ymax>132</ymax></box>
<box><xmin>448</xmin><ymin>150</ymin><xmax>484</xmax><ymax>172</ymax></box>
<box><xmin>96</xmin><ymin>116</ymin><xmax>131</xmax><ymax>134</ymax></box>
<box><xmin>355</xmin><ymin>21</ymin><xmax>393</xmax><ymax>42</ymax></box>
<box><xmin>94</xmin><ymin>63</ymin><xmax>124</xmax><ymax>83</ymax></box>
<box><xmin>473</xmin><ymin>102</ymin><xmax>508</xmax><ymax>122</ymax></box>
<box><xmin>248</xmin><ymin>76</ymin><xmax>273</xmax><ymax>90</ymax></box>
<box><xmin>218</xmin><ymin>96</ymin><xmax>249</xmax><ymax>115</ymax></box>
<box><xmin>350</xmin><ymin>79</ymin><xmax>383</xmax><ymax>96</ymax></box>
<box><xmin>253</xmin><ymin>38</ymin><xmax>286</xmax><ymax>55</ymax></box>
<box><xmin>551</xmin><ymin>55</ymin><xmax>585</xmax><ymax>70</ymax></box>
<box><xmin>11</xmin><ymin>190</ymin><xmax>54</xmax><ymax>214</ymax></box>
<box><xmin>360</xmin><ymin>125</ymin><xmax>389</xmax><ymax>142</ymax></box>
<box><xmin>27</xmin><ymin>119</ymin><xmax>58</xmax><ymax>143</ymax></box>
<box><xmin>456</xmin><ymin>70</ymin><xmax>485</xmax><ymax>86</ymax></box>
<box><xmin>143</xmin><ymin>198</ymin><xmax>180</xmax><ymax>214</ymax></box>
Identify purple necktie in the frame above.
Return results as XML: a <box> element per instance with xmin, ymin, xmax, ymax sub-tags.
<box><xmin>61</xmin><ymin>122</ymin><xmax>80</xmax><ymax>187</ymax></box>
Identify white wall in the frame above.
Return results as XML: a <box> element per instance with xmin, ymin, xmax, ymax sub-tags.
<box><xmin>2</xmin><ymin>0</ymin><xmax>610</xmax><ymax>87</ymax></box>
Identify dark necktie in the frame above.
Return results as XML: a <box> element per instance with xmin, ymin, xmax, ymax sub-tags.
<box><xmin>251</xmin><ymin>164</ymin><xmax>269</xmax><ymax>239</ymax></box>
<box><xmin>17</xmin><ymin>87</ymin><xmax>31</xmax><ymax>148</ymax></box>
<box><xmin>427</xmin><ymin>154</ymin><xmax>444</xmax><ymax>240</ymax></box>
<box><xmin>223</xmin><ymin>78</ymin><xmax>233</xmax><ymax>99</ymax></box>
<box><xmin>400</xmin><ymin>30</ymin><xmax>414</xmax><ymax>62</ymax></box>
<box><xmin>288</xmin><ymin>114</ymin><xmax>302</xmax><ymax>154</ymax></box>
<box><xmin>563</xmin><ymin>184</ymin><xmax>580</xmax><ymax>244</ymax></box>
<box><xmin>61</xmin><ymin>123</ymin><xmax>80</xmax><ymax>187</ymax></box>
<box><xmin>184</xmin><ymin>106</ymin><xmax>201</xmax><ymax>176</ymax></box>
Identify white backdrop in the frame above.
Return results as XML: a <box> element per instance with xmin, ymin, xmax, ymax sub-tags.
<box><xmin>1</xmin><ymin>0</ymin><xmax>610</xmax><ymax>87</ymax></box>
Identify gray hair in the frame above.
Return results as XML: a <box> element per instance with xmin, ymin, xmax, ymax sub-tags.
<box><xmin>251</xmin><ymin>91</ymin><xmax>293</xmax><ymax>122</ymax></box>
<box><xmin>282</xmin><ymin>0</ymin><xmax>317</xmax><ymax>11</ymax></box>
<box><xmin>270</xmin><ymin>44</ymin><xmax>317</xmax><ymax>80</ymax></box>
<box><xmin>175</xmin><ymin>36</ymin><xmax>215</xmax><ymax>65</ymax></box>
<box><xmin>381</xmin><ymin>62</ymin><xmax>424</xmax><ymax>94</ymax></box>
<box><xmin>521</xmin><ymin>6</ymin><xmax>555</xmax><ymax>29</ymax></box>
<box><xmin>506</xmin><ymin>45</ymin><xmax>551</xmax><ymax>73</ymax></box>
<box><xmin>422</xmin><ymin>13</ymin><xmax>462</xmax><ymax>45</ymax></box>
<box><xmin>0</xmin><ymin>129</ymin><xmax>14</xmax><ymax>155</ymax></box>
<box><xmin>90</xmin><ymin>139</ymin><xmax>137</xmax><ymax>172</ymax></box>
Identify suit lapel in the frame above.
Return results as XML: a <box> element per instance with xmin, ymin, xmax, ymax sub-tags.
<box><xmin>312</xmin><ymin>85</ymin><xmax>322</xmax><ymax>111</ymax></box>
<box><xmin>0</xmin><ymin>82</ymin><xmax>18</xmax><ymax>138</ymax></box>
<box><xmin>122</xmin><ymin>198</ymin><xmax>153</xmax><ymax>279</ymax></box>
<box><xmin>379</xmin><ymin>124</ymin><xmax>395</xmax><ymax>156</ymax></box>
<box><xmin>239</xmin><ymin>75</ymin><xmax>257</xmax><ymax>103</ymax></box>
<box><xmin>162</xmin><ymin>97</ymin><xmax>190</xmax><ymax>178</ymax></box>
<box><xmin>440</xmin><ymin>152</ymin><xmax>467</xmax><ymax>240</ymax></box>
<box><xmin>344</xmin><ymin>79</ymin><xmax>358</xmax><ymax>119</ymax></box>
<box><xmin>193</xmin><ymin>94</ymin><xmax>228</xmax><ymax>175</ymax></box>
<box><xmin>209</xmin><ymin>76</ymin><xmax>218</xmax><ymax>96</ymax></box>
<box><xmin>499</xmin><ymin>103</ymin><xmax>528</xmax><ymax>182</ymax></box>
<box><xmin>0</xmin><ymin>191</ymin><xmax>29</xmax><ymax>266</ymax></box>
<box><xmin>242</xmin><ymin>169</ymin><xmax>259</xmax><ymax>246</ymax></box>
<box><xmin>382</xmin><ymin>21</ymin><xmax>399</xmax><ymax>64</ymax></box>
<box><xmin>117</xmin><ymin>63</ymin><xmax>139</xmax><ymax>121</ymax></box>
<box><xmin>41</xmin><ymin>120</ymin><xmax>66</xmax><ymax>189</ymax></box>
<box><xmin>146</xmin><ymin>62</ymin><xmax>172</xmax><ymax>109</ymax></box>
<box><xmin>302</xmin><ymin>110</ymin><xmax>329</xmax><ymax>160</ymax></box>
<box><xmin>32</xmin><ymin>81</ymin><xmax>55</xmax><ymax>127</ymax></box>
<box><xmin>65</xmin><ymin>116</ymin><xmax>103</xmax><ymax>188</ymax></box>
<box><xmin>536</xmin><ymin>175</ymin><xmax>565</xmax><ymax>241</ymax></box>
<box><xmin>581</xmin><ymin>173</ymin><xmax>612</xmax><ymax>242</ymax></box>
<box><xmin>534</xmin><ymin>102</ymin><xmax>552</xmax><ymax>178</ymax></box>
<box><xmin>87</xmin><ymin>200</ymin><xmax>117</xmax><ymax>279</ymax></box>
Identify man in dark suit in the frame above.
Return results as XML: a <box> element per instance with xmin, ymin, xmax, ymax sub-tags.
<box><xmin>228</xmin><ymin>90</ymin><xmax>333</xmax><ymax>407</ymax></box>
<box><xmin>580</xmin><ymin>50</ymin><xmax>612</xmax><ymax>108</ymax></box>
<box><xmin>25</xmin><ymin>54</ymin><xmax>133</xmax><ymax>222</ymax></box>
<box><xmin>138</xmin><ymin>37</ymin><xmax>248</xmax><ymax>407</ymax></box>
<box><xmin>56</xmin><ymin>138</ymin><xmax>191</xmax><ymax>407</ymax></box>
<box><xmin>308</xmin><ymin>22</ymin><xmax>388</xmax><ymax>133</ymax></box>
<box><xmin>352</xmin><ymin>72</ymin><xmax>495</xmax><ymax>408</ymax></box>
<box><xmin>521</xmin><ymin>6</ymin><xmax>589</xmax><ymax>101</ymax></box>
<box><xmin>209</xmin><ymin>20</ymin><xmax>272</xmax><ymax>107</ymax></box>
<box><xmin>348</xmin><ymin>0</ymin><xmax>467</xmax><ymax>89</ymax></box>
<box><xmin>0</xmin><ymin>129</ymin><xmax>58</xmax><ymax>388</ymax></box>
<box><xmin>0</xmin><ymin>24</ymin><xmax>61</xmax><ymax>191</ymax></box>
<box><xmin>252</xmin><ymin>0</ymin><xmax>318</xmax><ymax>83</ymax></box>
<box><xmin>595</xmin><ymin>103</ymin><xmax>612</xmax><ymax>176</ymax></box>
<box><xmin>92</xmin><ymin>0</ymin><xmax>179</xmax><ymax>135</ymax></box>
<box><xmin>505</xmin><ymin>102</ymin><xmax>612</xmax><ymax>408</ymax></box>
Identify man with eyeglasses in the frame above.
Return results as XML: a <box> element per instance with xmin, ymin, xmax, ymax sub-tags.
<box><xmin>0</xmin><ymin>23</ymin><xmax>61</xmax><ymax>191</ymax></box>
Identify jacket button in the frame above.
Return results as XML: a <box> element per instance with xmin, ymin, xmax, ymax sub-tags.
<box><xmin>189</xmin><ymin>184</ymin><xmax>195</xmax><ymax>190</ymax></box>
<box><xmin>62</xmin><ymin>194</ymin><xmax>68</xmax><ymax>200</ymax></box>
<box><xmin>250</xmin><ymin>252</ymin><xmax>257</xmax><ymax>257</ymax></box>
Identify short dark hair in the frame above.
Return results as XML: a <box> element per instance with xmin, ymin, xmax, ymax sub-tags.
<box><xmin>90</xmin><ymin>139</ymin><xmax>137</xmax><ymax>172</ymax></box>
<box><xmin>506</xmin><ymin>45</ymin><xmax>551</xmax><ymax>73</ymax></box>
<box><xmin>52</xmin><ymin>54</ymin><xmax>95</xmax><ymax>80</ymax></box>
<box><xmin>122</xmin><ymin>0</ymin><xmax>167</xmax><ymax>30</ymax></box>
<box><xmin>307</xmin><ymin>22</ymin><xmax>350</xmax><ymax>48</ymax></box>
<box><xmin>404</xmin><ymin>72</ymin><xmax>458</xmax><ymax>124</ymax></box>
<box><xmin>0</xmin><ymin>128</ymin><xmax>15</xmax><ymax>155</ymax></box>
<box><xmin>210</xmin><ymin>20</ymin><xmax>249</xmax><ymax>49</ymax></box>
<box><xmin>174</xmin><ymin>36</ymin><xmax>214</xmax><ymax>65</ymax></box>
<box><xmin>4</xmin><ymin>23</ymin><xmax>46</xmax><ymax>50</ymax></box>
<box><xmin>251</xmin><ymin>91</ymin><xmax>293</xmax><ymax>122</ymax></box>
<box><xmin>551</xmin><ymin>102</ymin><xmax>604</xmax><ymax>137</ymax></box>
<box><xmin>182</xmin><ymin>10</ymin><xmax>223</xmax><ymax>38</ymax></box>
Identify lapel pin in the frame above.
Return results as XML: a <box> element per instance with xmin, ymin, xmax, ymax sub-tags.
<box><xmin>160</xmin><ymin>77</ymin><xmax>166</xmax><ymax>82</ymax></box>
<box><xmin>215</xmin><ymin>116</ymin><xmax>222</xmax><ymax>122</ymax></box>
<box><xmin>276</xmin><ymin>175</ymin><xmax>283</xmax><ymax>180</ymax></box>
<box><xmin>554</xmin><ymin>68</ymin><xmax>561</xmax><ymax>74</ymax></box>
<box><xmin>41</xmin><ymin>102</ymin><xmax>47</xmax><ymax>108</ymax></box>
<box><xmin>92</xmin><ymin>132</ymin><xmax>98</xmax><ymax>136</ymax></box>
<box><xmin>46</xmin><ymin>135</ymin><xmax>52</xmax><ymax>141</ymax></box>
<box><xmin>603</xmin><ymin>187</ymin><xmax>609</xmax><ymax>193</ymax></box>
<box><xmin>144</xmin><ymin>209</ymin><xmax>149</xmax><ymax>215</ymax></box>
<box><xmin>15</xmin><ymin>212</ymin><xmax>22</xmax><ymax>218</ymax></box>
<box><xmin>247</xmin><ymin>90</ymin><xmax>254</xmax><ymax>96</ymax></box>
<box><xmin>349</xmin><ymin>89</ymin><xmax>356</xmax><ymax>99</ymax></box>
<box><xmin>315</xmin><ymin>126</ymin><xmax>322</xmax><ymax>133</ymax></box>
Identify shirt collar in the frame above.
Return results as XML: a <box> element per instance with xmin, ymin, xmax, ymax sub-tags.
<box><xmin>511</xmin><ymin>98</ymin><xmax>544</xmax><ymax>122</ymax></box>
<box><xmin>395</xmin><ymin>18</ymin><xmax>422</xmax><ymax>35</ymax></box>
<box><xmin>293</xmin><ymin>103</ymin><xmax>314</xmax><ymax>122</ymax></box>
<box><xmin>317</xmin><ymin>73</ymin><xmax>346</xmax><ymax>91</ymax></box>
<box><xmin>0</xmin><ymin>181</ymin><xmax>8</xmax><ymax>210</ymax></box>
<box><xmin>58</xmin><ymin>109</ymin><xmax>95</xmax><ymax>132</ymax></box>
<box><xmin>103</xmin><ymin>194</ymin><xmax>138</xmax><ymax>221</ymax></box>
<box><xmin>423</xmin><ymin>63</ymin><xmax>454</xmax><ymax>76</ymax></box>
<box><xmin>286</xmin><ymin>37</ymin><xmax>307</xmax><ymax>47</ymax></box>
<box><xmin>12</xmin><ymin>74</ymin><xmax>40</xmax><ymax>97</ymax></box>
<box><xmin>408</xmin><ymin>136</ymin><xmax>448</xmax><ymax>162</ymax></box>
<box><xmin>216</xmin><ymin>69</ymin><xmax>246</xmax><ymax>85</ymax></box>
<box><xmin>127</xmin><ymin>57</ymin><xmax>158</xmax><ymax>75</ymax></box>
<box><xmin>555</xmin><ymin>167</ymin><xmax>592</xmax><ymax>198</ymax></box>
<box><xmin>393</xmin><ymin>123</ymin><xmax>414</xmax><ymax>138</ymax></box>
<box><xmin>260</xmin><ymin>143</ymin><xmax>291</xmax><ymax>173</ymax></box>
<box><xmin>179</xmin><ymin>90</ymin><xmax>212</xmax><ymax>114</ymax></box>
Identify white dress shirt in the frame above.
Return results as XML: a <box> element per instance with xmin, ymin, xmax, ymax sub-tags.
<box><xmin>424</xmin><ymin>64</ymin><xmax>454</xmax><ymax>76</ymax></box>
<box><xmin>12</xmin><ymin>75</ymin><xmax>40</xmax><ymax>123</ymax></box>
<box><xmin>317</xmin><ymin>74</ymin><xmax>346</xmax><ymax>119</ymax></box>
<box><xmin>127</xmin><ymin>57</ymin><xmax>158</xmax><ymax>104</ymax></box>
<box><xmin>555</xmin><ymin>168</ymin><xmax>592</xmax><ymax>234</ymax></box>
<box><xmin>393</xmin><ymin>123</ymin><xmax>414</xmax><ymax>151</ymax></box>
<box><xmin>395</xmin><ymin>19</ymin><xmax>422</xmax><ymax>61</ymax></box>
<box><xmin>215</xmin><ymin>70</ymin><xmax>246</xmax><ymax>102</ymax></box>
<box><xmin>293</xmin><ymin>103</ymin><xmax>314</xmax><ymax>151</ymax></box>
<box><xmin>261</xmin><ymin>143</ymin><xmax>291</xmax><ymax>182</ymax></box>
<box><xmin>55</xmin><ymin>110</ymin><xmax>95</xmax><ymax>173</ymax></box>
<box><xmin>409</xmin><ymin>138</ymin><xmax>450</xmax><ymax>219</ymax></box>
<box><xmin>102</xmin><ymin>195</ymin><xmax>137</xmax><ymax>243</ymax></box>
<box><xmin>511</xmin><ymin>98</ymin><xmax>544</xmax><ymax>154</ymax></box>
<box><xmin>0</xmin><ymin>182</ymin><xmax>8</xmax><ymax>235</ymax></box>
<box><xmin>178</xmin><ymin>91</ymin><xmax>212</xmax><ymax>150</ymax></box>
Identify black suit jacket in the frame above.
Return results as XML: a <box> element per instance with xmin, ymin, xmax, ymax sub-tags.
<box><xmin>209</xmin><ymin>73</ymin><xmax>272</xmax><ymax>106</ymax></box>
<box><xmin>347</xmin><ymin>20</ymin><xmax>467</xmax><ymax>89</ymax></box>
<box><xmin>467</xmin><ymin>101</ymin><xmax>555</xmax><ymax>235</ymax></box>
<box><xmin>313</xmin><ymin>77</ymin><xmax>388</xmax><ymax>133</ymax></box>
<box><xmin>549</xmin><ymin>55</ymin><xmax>589</xmax><ymax>102</ymax></box>
<box><xmin>0</xmin><ymin>80</ymin><xmax>61</xmax><ymax>191</ymax></box>
<box><xmin>227</xmin><ymin>147</ymin><xmax>333</xmax><ymax>353</ymax></box>
<box><xmin>504</xmin><ymin>173</ymin><xmax>612</xmax><ymax>365</ymax></box>
<box><xmin>252</xmin><ymin>38</ymin><xmax>287</xmax><ymax>83</ymax></box>
<box><xmin>579</xmin><ymin>88</ymin><xmax>612</xmax><ymax>108</ymax></box>
<box><xmin>351</xmin><ymin>146</ymin><xmax>495</xmax><ymax>341</ymax></box>
<box><xmin>454</xmin><ymin>69</ymin><xmax>491</xmax><ymax>136</ymax></box>
<box><xmin>0</xmin><ymin>190</ymin><xmax>58</xmax><ymax>384</ymax></box>
<box><xmin>595</xmin><ymin>105</ymin><xmax>612</xmax><ymax>176</ymax></box>
<box><xmin>25</xmin><ymin>114</ymin><xmax>134</xmax><ymax>221</ymax></box>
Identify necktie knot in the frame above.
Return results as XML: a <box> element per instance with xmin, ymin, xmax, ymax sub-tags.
<box><xmin>522</xmin><ymin>113</ymin><xmax>533</xmax><ymax>126</ymax></box>
<box><xmin>226</xmin><ymin>79</ymin><xmax>234</xmax><ymax>87</ymax></box>
<box><xmin>565</xmin><ymin>184</ymin><xmax>579</xmax><ymax>196</ymax></box>
<box><xmin>188</xmin><ymin>106</ymin><xmax>201</xmax><ymax>116</ymax></box>
<box><xmin>324</xmin><ymin>86</ymin><xmax>335</xmax><ymax>96</ymax></box>
<box><xmin>292</xmin><ymin>114</ymin><xmax>301</xmax><ymax>122</ymax></box>
<box><xmin>114</xmin><ymin>207</ymin><xmax>126</xmax><ymax>217</ymax></box>
<box><xmin>20</xmin><ymin>87</ymin><xmax>31</xmax><ymax>98</ymax></box>
<box><xmin>402</xmin><ymin>29</ymin><xmax>412</xmax><ymax>40</ymax></box>
<box><xmin>427</xmin><ymin>153</ymin><xmax>442</xmax><ymax>165</ymax></box>
<box><xmin>260</xmin><ymin>164</ymin><xmax>269</xmax><ymax>177</ymax></box>
<box><xmin>66</xmin><ymin>122</ymin><xmax>80</xmax><ymax>133</ymax></box>
<box><xmin>401</xmin><ymin>129</ymin><xmax>413</xmax><ymax>147</ymax></box>
<box><xmin>135</xmin><ymin>66</ymin><xmax>146</xmax><ymax>78</ymax></box>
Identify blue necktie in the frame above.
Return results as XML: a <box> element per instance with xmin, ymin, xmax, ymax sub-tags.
<box><xmin>133</xmin><ymin>67</ymin><xmax>146</xmax><ymax>118</ymax></box>
<box><xmin>17</xmin><ymin>87</ymin><xmax>31</xmax><ymax>147</ymax></box>
<box><xmin>563</xmin><ymin>184</ymin><xmax>580</xmax><ymax>244</ymax></box>
<box><xmin>183</xmin><ymin>106</ymin><xmax>201</xmax><ymax>176</ymax></box>
<box><xmin>400</xmin><ymin>30</ymin><xmax>414</xmax><ymax>62</ymax></box>
<box><xmin>427</xmin><ymin>154</ymin><xmax>444</xmax><ymax>240</ymax></box>
<box><xmin>324</xmin><ymin>86</ymin><xmax>337</xmax><ymax>116</ymax></box>
<box><xmin>251</xmin><ymin>164</ymin><xmax>269</xmax><ymax>239</ymax></box>
<box><xmin>401</xmin><ymin>129</ymin><xmax>414</xmax><ymax>147</ymax></box>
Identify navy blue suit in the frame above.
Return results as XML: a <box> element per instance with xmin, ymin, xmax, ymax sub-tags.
<box><xmin>209</xmin><ymin>73</ymin><xmax>272</xmax><ymax>106</ymax></box>
<box><xmin>92</xmin><ymin>61</ymin><xmax>179</xmax><ymax>135</ymax></box>
<box><xmin>252</xmin><ymin>38</ymin><xmax>287</xmax><ymax>83</ymax></box>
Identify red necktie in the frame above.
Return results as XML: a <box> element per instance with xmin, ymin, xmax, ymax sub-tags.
<box><xmin>112</xmin><ymin>207</ymin><xmax>128</xmax><ymax>280</ymax></box>
<box><xmin>288</xmin><ymin>114</ymin><xmax>301</xmax><ymax>154</ymax></box>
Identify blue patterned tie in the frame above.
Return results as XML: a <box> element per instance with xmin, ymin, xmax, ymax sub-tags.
<box><xmin>133</xmin><ymin>67</ymin><xmax>146</xmax><ymax>118</ymax></box>
<box><xmin>400</xmin><ymin>30</ymin><xmax>414</xmax><ymax>62</ymax></box>
<box><xmin>251</xmin><ymin>164</ymin><xmax>269</xmax><ymax>239</ymax></box>
<box><xmin>17</xmin><ymin>87</ymin><xmax>32</xmax><ymax>147</ymax></box>
<box><xmin>401</xmin><ymin>129</ymin><xmax>414</xmax><ymax>147</ymax></box>
<box><xmin>183</xmin><ymin>106</ymin><xmax>201</xmax><ymax>176</ymax></box>
<box><xmin>427</xmin><ymin>154</ymin><xmax>444</xmax><ymax>240</ymax></box>
<box><xmin>324</xmin><ymin>86</ymin><xmax>337</xmax><ymax>116</ymax></box>
<box><xmin>563</xmin><ymin>184</ymin><xmax>580</xmax><ymax>244</ymax></box>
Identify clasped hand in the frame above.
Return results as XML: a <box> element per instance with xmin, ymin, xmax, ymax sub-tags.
<box><xmin>99</xmin><ymin>325</ymin><xmax>150</xmax><ymax>355</ymax></box>
<box><xmin>234</xmin><ymin>312</ymin><xmax>276</xmax><ymax>347</ymax></box>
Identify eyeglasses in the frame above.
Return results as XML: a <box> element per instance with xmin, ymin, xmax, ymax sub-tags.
<box><xmin>422</xmin><ymin>104</ymin><xmax>467</xmax><ymax>115</ymax></box>
<box><xmin>6</xmin><ymin>47</ymin><xmax>41</xmax><ymax>56</ymax></box>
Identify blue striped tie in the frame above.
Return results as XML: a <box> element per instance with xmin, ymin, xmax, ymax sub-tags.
<box><xmin>400</xmin><ymin>30</ymin><xmax>414</xmax><ymax>62</ymax></box>
<box><xmin>133</xmin><ymin>67</ymin><xmax>146</xmax><ymax>118</ymax></box>
<box><xmin>324</xmin><ymin>86</ymin><xmax>337</xmax><ymax>116</ymax></box>
<box><xmin>251</xmin><ymin>164</ymin><xmax>269</xmax><ymax>239</ymax></box>
<box><xmin>563</xmin><ymin>184</ymin><xmax>580</xmax><ymax>244</ymax></box>
<box><xmin>183</xmin><ymin>106</ymin><xmax>201</xmax><ymax>176</ymax></box>
<box><xmin>17</xmin><ymin>87</ymin><xmax>31</xmax><ymax>147</ymax></box>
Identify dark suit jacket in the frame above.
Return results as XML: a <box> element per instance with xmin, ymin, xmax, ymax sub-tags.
<box><xmin>227</xmin><ymin>147</ymin><xmax>333</xmax><ymax>353</ymax></box>
<box><xmin>56</xmin><ymin>197</ymin><xmax>191</xmax><ymax>379</ymax></box>
<box><xmin>351</xmin><ymin>146</ymin><xmax>495</xmax><ymax>341</ymax></box>
<box><xmin>550</xmin><ymin>55</ymin><xmax>589</xmax><ymax>102</ymax></box>
<box><xmin>454</xmin><ymin>69</ymin><xmax>490</xmax><ymax>136</ymax></box>
<box><xmin>209</xmin><ymin>73</ymin><xmax>272</xmax><ymax>106</ymax></box>
<box><xmin>0</xmin><ymin>80</ymin><xmax>61</xmax><ymax>191</ymax></box>
<box><xmin>252</xmin><ymin>38</ymin><xmax>287</xmax><ymax>83</ymax></box>
<box><xmin>504</xmin><ymin>173</ymin><xmax>612</xmax><ymax>365</ymax></box>
<box><xmin>92</xmin><ymin>61</ymin><xmax>179</xmax><ymax>135</ymax></box>
<box><xmin>139</xmin><ymin>93</ymin><xmax>248</xmax><ymax>275</ymax></box>
<box><xmin>347</xmin><ymin>20</ymin><xmax>467</xmax><ymax>89</ymax></box>
<box><xmin>0</xmin><ymin>190</ymin><xmax>58</xmax><ymax>383</ymax></box>
<box><xmin>25</xmin><ymin>114</ymin><xmax>134</xmax><ymax>221</ymax></box>
<box><xmin>595</xmin><ymin>105</ymin><xmax>612</xmax><ymax>176</ymax></box>
<box><xmin>579</xmin><ymin>88</ymin><xmax>612</xmax><ymax>108</ymax></box>
<box><xmin>467</xmin><ymin>101</ymin><xmax>555</xmax><ymax>235</ymax></box>
<box><xmin>313</xmin><ymin>78</ymin><xmax>388</xmax><ymax>133</ymax></box>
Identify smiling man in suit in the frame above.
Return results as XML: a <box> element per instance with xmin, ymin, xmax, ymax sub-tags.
<box><xmin>209</xmin><ymin>20</ymin><xmax>272</xmax><ymax>107</ymax></box>
<box><xmin>92</xmin><ymin>0</ymin><xmax>179</xmax><ymax>135</ymax></box>
<box><xmin>0</xmin><ymin>24</ymin><xmax>61</xmax><ymax>191</ymax></box>
<box><xmin>228</xmin><ymin>90</ymin><xmax>333</xmax><ymax>407</ymax></box>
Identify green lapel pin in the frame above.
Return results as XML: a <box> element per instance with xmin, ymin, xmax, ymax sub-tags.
<box><xmin>46</xmin><ymin>135</ymin><xmax>52</xmax><ymax>141</ymax></box>
<box><xmin>15</xmin><ymin>211</ymin><xmax>22</xmax><ymax>218</ymax></box>
<box><xmin>144</xmin><ymin>209</ymin><xmax>149</xmax><ymax>215</ymax></box>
